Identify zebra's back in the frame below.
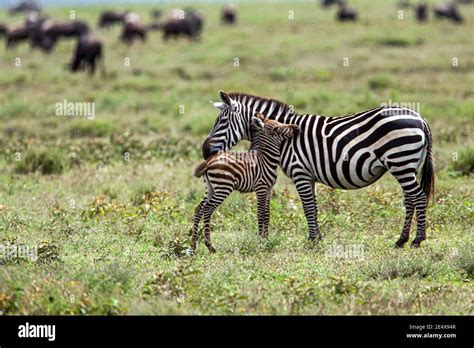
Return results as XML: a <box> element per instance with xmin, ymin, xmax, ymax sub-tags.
<box><xmin>281</xmin><ymin>106</ymin><xmax>429</xmax><ymax>190</ymax></box>
<box><xmin>200</xmin><ymin>152</ymin><xmax>263</xmax><ymax>193</ymax></box>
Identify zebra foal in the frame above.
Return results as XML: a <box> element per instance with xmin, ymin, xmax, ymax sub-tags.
<box><xmin>190</xmin><ymin>113</ymin><xmax>299</xmax><ymax>253</ymax></box>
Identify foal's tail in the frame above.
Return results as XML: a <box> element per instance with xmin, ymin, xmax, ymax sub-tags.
<box><xmin>419</xmin><ymin>121</ymin><xmax>435</xmax><ymax>204</ymax></box>
<box><xmin>193</xmin><ymin>161</ymin><xmax>208</xmax><ymax>178</ymax></box>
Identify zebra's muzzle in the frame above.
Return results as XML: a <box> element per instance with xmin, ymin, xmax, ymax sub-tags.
<box><xmin>202</xmin><ymin>138</ymin><xmax>218</xmax><ymax>159</ymax></box>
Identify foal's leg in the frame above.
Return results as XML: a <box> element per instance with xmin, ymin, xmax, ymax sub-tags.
<box><xmin>201</xmin><ymin>188</ymin><xmax>231</xmax><ymax>253</ymax></box>
<box><xmin>190</xmin><ymin>198</ymin><xmax>207</xmax><ymax>251</ymax></box>
<box><xmin>261</xmin><ymin>190</ymin><xmax>272</xmax><ymax>239</ymax></box>
<box><xmin>190</xmin><ymin>179</ymin><xmax>212</xmax><ymax>252</ymax></box>
<box><xmin>256</xmin><ymin>188</ymin><xmax>270</xmax><ymax>239</ymax></box>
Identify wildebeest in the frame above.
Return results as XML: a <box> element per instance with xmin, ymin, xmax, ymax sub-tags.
<box><xmin>2</xmin><ymin>14</ymin><xmax>53</xmax><ymax>51</ymax></box>
<box><xmin>41</xmin><ymin>20</ymin><xmax>89</xmax><ymax>42</ymax></box>
<box><xmin>97</xmin><ymin>10</ymin><xmax>128</xmax><ymax>28</ymax></box>
<box><xmin>120</xmin><ymin>13</ymin><xmax>146</xmax><ymax>44</ymax></box>
<box><xmin>184</xmin><ymin>8</ymin><xmax>204</xmax><ymax>36</ymax></box>
<box><xmin>415</xmin><ymin>3</ymin><xmax>428</xmax><ymax>22</ymax></box>
<box><xmin>69</xmin><ymin>34</ymin><xmax>105</xmax><ymax>76</ymax></box>
<box><xmin>25</xmin><ymin>13</ymin><xmax>54</xmax><ymax>51</ymax></box>
<box><xmin>434</xmin><ymin>2</ymin><xmax>463</xmax><ymax>22</ymax></box>
<box><xmin>221</xmin><ymin>5</ymin><xmax>237</xmax><ymax>24</ymax></box>
<box><xmin>159</xmin><ymin>8</ymin><xmax>204</xmax><ymax>40</ymax></box>
<box><xmin>321</xmin><ymin>0</ymin><xmax>345</xmax><ymax>7</ymax></box>
<box><xmin>0</xmin><ymin>23</ymin><xmax>7</xmax><ymax>39</ymax></box>
<box><xmin>121</xmin><ymin>19</ymin><xmax>147</xmax><ymax>44</ymax></box>
<box><xmin>8</xmin><ymin>0</ymin><xmax>41</xmax><ymax>15</ymax></box>
<box><xmin>397</xmin><ymin>0</ymin><xmax>412</xmax><ymax>8</ymax></box>
<box><xmin>337</xmin><ymin>4</ymin><xmax>358</xmax><ymax>21</ymax></box>
<box><xmin>5</xmin><ymin>25</ymin><xmax>30</xmax><ymax>48</ymax></box>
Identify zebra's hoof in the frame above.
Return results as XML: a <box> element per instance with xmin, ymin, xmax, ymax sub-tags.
<box><xmin>208</xmin><ymin>246</ymin><xmax>216</xmax><ymax>253</ymax></box>
<box><xmin>185</xmin><ymin>248</ymin><xmax>195</xmax><ymax>256</ymax></box>
<box><xmin>395</xmin><ymin>240</ymin><xmax>407</xmax><ymax>248</ymax></box>
<box><xmin>308</xmin><ymin>234</ymin><xmax>323</xmax><ymax>241</ymax></box>
<box><xmin>411</xmin><ymin>237</ymin><xmax>425</xmax><ymax>248</ymax></box>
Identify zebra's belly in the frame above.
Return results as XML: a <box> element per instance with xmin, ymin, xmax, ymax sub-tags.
<box><xmin>236</xmin><ymin>185</ymin><xmax>256</xmax><ymax>193</ymax></box>
<box><xmin>235</xmin><ymin>177</ymin><xmax>273</xmax><ymax>193</ymax></box>
<box><xmin>335</xmin><ymin>157</ymin><xmax>387</xmax><ymax>189</ymax></box>
<box><xmin>296</xmin><ymin>154</ymin><xmax>388</xmax><ymax>190</ymax></box>
<box><xmin>235</xmin><ymin>177</ymin><xmax>258</xmax><ymax>193</ymax></box>
<box><xmin>352</xmin><ymin>165</ymin><xmax>387</xmax><ymax>188</ymax></box>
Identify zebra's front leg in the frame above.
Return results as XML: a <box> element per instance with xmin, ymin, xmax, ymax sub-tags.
<box><xmin>263</xmin><ymin>191</ymin><xmax>271</xmax><ymax>239</ymax></box>
<box><xmin>256</xmin><ymin>188</ymin><xmax>271</xmax><ymax>239</ymax></box>
<box><xmin>294</xmin><ymin>178</ymin><xmax>321</xmax><ymax>240</ymax></box>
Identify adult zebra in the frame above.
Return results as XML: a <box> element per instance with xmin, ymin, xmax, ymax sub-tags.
<box><xmin>202</xmin><ymin>91</ymin><xmax>435</xmax><ymax>248</ymax></box>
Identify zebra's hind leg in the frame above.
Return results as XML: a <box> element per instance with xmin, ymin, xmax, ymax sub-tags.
<box><xmin>395</xmin><ymin>194</ymin><xmax>414</xmax><ymax>248</ymax></box>
<box><xmin>190</xmin><ymin>199</ymin><xmax>207</xmax><ymax>251</ymax></box>
<box><xmin>411</xmin><ymin>190</ymin><xmax>428</xmax><ymax>248</ymax></box>
<box><xmin>294</xmin><ymin>178</ymin><xmax>321</xmax><ymax>240</ymax></box>
<box><xmin>202</xmin><ymin>189</ymin><xmax>232</xmax><ymax>253</ymax></box>
<box><xmin>392</xmin><ymin>172</ymin><xmax>427</xmax><ymax>248</ymax></box>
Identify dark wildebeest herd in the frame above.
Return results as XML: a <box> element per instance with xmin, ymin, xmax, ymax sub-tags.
<box><xmin>147</xmin><ymin>8</ymin><xmax>204</xmax><ymax>41</ymax></box>
<box><xmin>323</xmin><ymin>0</ymin><xmax>469</xmax><ymax>23</ymax></box>
<box><xmin>0</xmin><ymin>0</ymin><xmax>470</xmax><ymax>75</ymax></box>
<box><xmin>0</xmin><ymin>2</ymin><xmax>210</xmax><ymax>75</ymax></box>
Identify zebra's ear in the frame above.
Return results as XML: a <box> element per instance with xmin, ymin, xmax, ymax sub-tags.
<box><xmin>219</xmin><ymin>90</ymin><xmax>232</xmax><ymax>106</ymax></box>
<box><xmin>230</xmin><ymin>99</ymin><xmax>238</xmax><ymax>112</ymax></box>
<box><xmin>251</xmin><ymin>116</ymin><xmax>265</xmax><ymax>130</ymax></box>
<box><xmin>210</xmin><ymin>100</ymin><xmax>226</xmax><ymax>110</ymax></box>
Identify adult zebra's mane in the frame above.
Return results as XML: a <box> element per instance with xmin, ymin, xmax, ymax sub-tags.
<box><xmin>227</xmin><ymin>92</ymin><xmax>381</xmax><ymax>120</ymax></box>
<box><xmin>226</xmin><ymin>92</ymin><xmax>422</xmax><ymax>131</ymax></box>
<box><xmin>228</xmin><ymin>92</ymin><xmax>298</xmax><ymax>117</ymax></box>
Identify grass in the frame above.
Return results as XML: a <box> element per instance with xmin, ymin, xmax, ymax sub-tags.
<box><xmin>0</xmin><ymin>0</ymin><xmax>473</xmax><ymax>315</ymax></box>
<box><xmin>69</xmin><ymin>120</ymin><xmax>114</xmax><ymax>138</ymax></box>
<box><xmin>14</xmin><ymin>148</ymin><xmax>66</xmax><ymax>175</ymax></box>
<box><xmin>449</xmin><ymin>147</ymin><xmax>474</xmax><ymax>176</ymax></box>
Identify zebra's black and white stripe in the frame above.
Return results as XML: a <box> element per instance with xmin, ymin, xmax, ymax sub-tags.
<box><xmin>202</xmin><ymin>91</ymin><xmax>435</xmax><ymax>248</ymax></box>
<box><xmin>191</xmin><ymin>113</ymin><xmax>299</xmax><ymax>253</ymax></box>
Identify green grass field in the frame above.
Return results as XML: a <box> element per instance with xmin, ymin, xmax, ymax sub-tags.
<box><xmin>0</xmin><ymin>0</ymin><xmax>473</xmax><ymax>315</ymax></box>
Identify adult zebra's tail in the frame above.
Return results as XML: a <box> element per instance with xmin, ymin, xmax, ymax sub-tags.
<box><xmin>420</xmin><ymin>121</ymin><xmax>435</xmax><ymax>203</ymax></box>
